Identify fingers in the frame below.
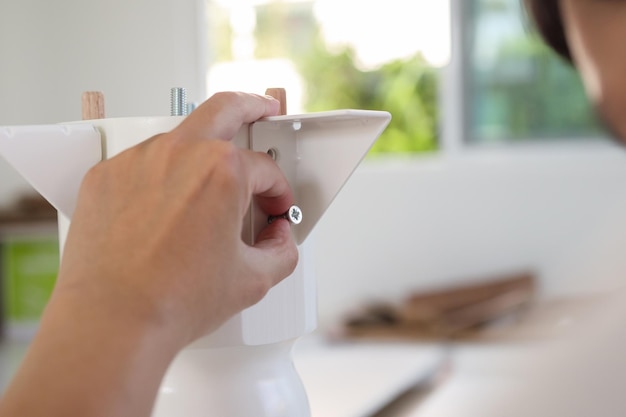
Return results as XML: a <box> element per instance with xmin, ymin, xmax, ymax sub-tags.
<box><xmin>176</xmin><ymin>92</ymin><xmax>280</xmax><ymax>141</ymax></box>
<box><xmin>170</xmin><ymin>91</ymin><xmax>291</xmax><ymax>216</ymax></box>
<box><xmin>247</xmin><ymin>219</ymin><xmax>299</xmax><ymax>285</ymax></box>
<box><xmin>235</xmin><ymin>147</ymin><xmax>298</xmax><ymax>284</ymax></box>
<box><xmin>239</xmin><ymin>151</ymin><xmax>299</xmax><ymax>288</ymax></box>
<box><xmin>238</xmin><ymin>149</ymin><xmax>294</xmax><ymax>218</ymax></box>
<box><xmin>168</xmin><ymin>91</ymin><xmax>298</xmax><ymax>284</ymax></box>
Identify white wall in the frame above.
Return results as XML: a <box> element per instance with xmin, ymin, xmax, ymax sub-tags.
<box><xmin>314</xmin><ymin>142</ymin><xmax>626</xmax><ymax>325</ymax></box>
<box><xmin>0</xmin><ymin>0</ymin><xmax>207</xmax><ymax>207</ymax></box>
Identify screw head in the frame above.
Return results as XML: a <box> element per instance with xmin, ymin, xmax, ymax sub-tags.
<box><xmin>287</xmin><ymin>205</ymin><xmax>302</xmax><ymax>224</ymax></box>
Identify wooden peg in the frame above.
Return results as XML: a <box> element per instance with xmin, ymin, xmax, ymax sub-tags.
<box><xmin>81</xmin><ymin>91</ymin><xmax>105</xmax><ymax>120</ymax></box>
<box><xmin>265</xmin><ymin>88</ymin><xmax>287</xmax><ymax>115</ymax></box>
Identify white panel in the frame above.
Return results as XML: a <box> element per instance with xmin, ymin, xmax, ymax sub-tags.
<box><xmin>0</xmin><ymin>124</ymin><xmax>102</xmax><ymax>218</ymax></box>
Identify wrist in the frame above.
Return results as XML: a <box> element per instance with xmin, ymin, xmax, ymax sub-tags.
<box><xmin>0</xmin><ymin>288</ymin><xmax>183</xmax><ymax>417</ymax></box>
<box><xmin>44</xmin><ymin>287</ymin><xmax>185</xmax><ymax>359</ymax></box>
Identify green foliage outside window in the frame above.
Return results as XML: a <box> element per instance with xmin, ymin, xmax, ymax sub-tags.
<box><xmin>296</xmin><ymin>39</ymin><xmax>439</xmax><ymax>154</ymax></box>
<box><xmin>215</xmin><ymin>1</ymin><xmax>440</xmax><ymax>155</ymax></box>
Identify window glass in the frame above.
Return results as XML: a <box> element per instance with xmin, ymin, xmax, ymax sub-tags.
<box><xmin>468</xmin><ymin>0</ymin><xmax>604</xmax><ymax>143</ymax></box>
<box><xmin>207</xmin><ymin>0</ymin><xmax>450</xmax><ymax>154</ymax></box>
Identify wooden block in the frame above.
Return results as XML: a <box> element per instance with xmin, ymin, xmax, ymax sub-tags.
<box><xmin>81</xmin><ymin>91</ymin><xmax>105</xmax><ymax>120</ymax></box>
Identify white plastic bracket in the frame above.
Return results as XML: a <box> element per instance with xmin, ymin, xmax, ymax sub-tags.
<box><xmin>0</xmin><ymin>124</ymin><xmax>102</xmax><ymax>218</ymax></box>
<box><xmin>250</xmin><ymin>110</ymin><xmax>391</xmax><ymax>245</ymax></box>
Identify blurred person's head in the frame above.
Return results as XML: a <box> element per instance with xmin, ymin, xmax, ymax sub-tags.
<box><xmin>524</xmin><ymin>0</ymin><xmax>626</xmax><ymax>141</ymax></box>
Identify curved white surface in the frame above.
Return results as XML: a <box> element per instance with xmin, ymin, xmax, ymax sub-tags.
<box><xmin>293</xmin><ymin>334</ymin><xmax>445</xmax><ymax>417</ymax></box>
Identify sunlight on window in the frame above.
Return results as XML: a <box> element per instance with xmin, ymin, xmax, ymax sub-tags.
<box><xmin>206</xmin><ymin>0</ymin><xmax>448</xmax><ymax>153</ymax></box>
<box><xmin>207</xmin><ymin>58</ymin><xmax>305</xmax><ymax>113</ymax></box>
<box><xmin>313</xmin><ymin>0</ymin><xmax>450</xmax><ymax>69</ymax></box>
<box><xmin>208</xmin><ymin>0</ymin><xmax>305</xmax><ymax>111</ymax></box>
<box><xmin>207</xmin><ymin>0</ymin><xmax>450</xmax><ymax>114</ymax></box>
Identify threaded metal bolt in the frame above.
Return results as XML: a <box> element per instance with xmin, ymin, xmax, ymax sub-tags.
<box><xmin>170</xmin><ymin>87</ymin><xmax>187</xmax><ymax>116</ymax></box>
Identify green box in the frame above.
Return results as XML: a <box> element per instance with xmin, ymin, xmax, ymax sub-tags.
<box><xmin>2</xmin><ymin>237</ymin><xmax>59</xmax><ymax>323</ymax></box>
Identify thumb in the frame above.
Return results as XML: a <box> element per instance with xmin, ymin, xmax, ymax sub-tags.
<box><xmin>247</xmin><ymin>219</ymin><xmax>299</xmax><ymax>285</ymax></box>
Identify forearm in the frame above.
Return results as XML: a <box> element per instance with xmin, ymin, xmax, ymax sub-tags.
<box><xmin>0</xmin><ymin>289</ymin><xmax>181</xmax><ymax>417</ymax></box>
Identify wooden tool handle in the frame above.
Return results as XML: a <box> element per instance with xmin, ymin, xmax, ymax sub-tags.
<box><xmin>81</xmin><ymin>91</ymin><xmax>105</xmax><ymax>120</ymax></box>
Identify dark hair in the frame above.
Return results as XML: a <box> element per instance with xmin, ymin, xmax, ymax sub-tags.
<box><xmin>522</xmin><ymin>0</ymin><xmax>572</xmax><ymax>62</ymax></box>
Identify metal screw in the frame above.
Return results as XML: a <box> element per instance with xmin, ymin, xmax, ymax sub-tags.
<box><xmin>288</xmin><ymin>205</ymin><xmax>302</xmax><ymax>224</ymax></box>
<box><xmin>170</xmin><ymin>87</ymin><xmax>188</xmax><ymax>116</ymax></box>
<box><xmin>268</xmin><ymin>205</ymin><xmax>303</xmax><ymax>225</ymax></box>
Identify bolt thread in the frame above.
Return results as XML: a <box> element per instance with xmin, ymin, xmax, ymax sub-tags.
<box><xmin>170</xmin><ymin>87</ymin><xmax>187</xmax><ymax>116</ymax></box>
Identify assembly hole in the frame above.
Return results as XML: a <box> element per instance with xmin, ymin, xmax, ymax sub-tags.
<box><xmin>267</xmin><ymin>148</ymin><xmax>279</xmax><ymax>161</ymax></box>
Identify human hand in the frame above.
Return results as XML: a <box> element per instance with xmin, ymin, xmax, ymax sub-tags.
<box><xmin>54</xmin><ymin>91</ymin><xmax>299</xmax><ymax>348</ymax></box>
<box><xmin>0</xmin><ymin>91</ymin><xmax>298</xmax><ymax>417</ymax></box>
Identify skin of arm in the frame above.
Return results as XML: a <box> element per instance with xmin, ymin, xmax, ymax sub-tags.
<box><xmin>0</xmin><ymin>91</ymin><xmax>299</xmax><ymax>417</ymax></box>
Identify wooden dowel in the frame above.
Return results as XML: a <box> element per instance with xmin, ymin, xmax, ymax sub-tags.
<box><xmin>81</xmin><ymin>91</ymin><xmax>105</xmax><ymax>120</ymax></box>
<box><xmin>265</xmin><ymin>88</ymin><xmax>287</xmax><ymax>115</ymax></box>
